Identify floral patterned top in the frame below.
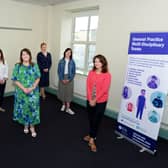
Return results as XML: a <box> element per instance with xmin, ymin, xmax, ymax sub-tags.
<box><xmin>11</xmin><ymin>63</ymin><xmax>41</xmax><ymax>125</ymax></box>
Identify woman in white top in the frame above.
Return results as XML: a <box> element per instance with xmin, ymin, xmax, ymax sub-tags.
<box><xmin>0</xmin><ymin>49</ymin><xmax>8</xmax><ymax>112</ymax></box>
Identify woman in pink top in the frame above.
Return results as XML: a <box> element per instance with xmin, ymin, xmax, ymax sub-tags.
<box><xmin>83</xmin><ymin>54</ymin><xmax>111</xmax><ymax>152</ymax></box>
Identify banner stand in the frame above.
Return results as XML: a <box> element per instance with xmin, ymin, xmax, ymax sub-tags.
<box><xmin>115</xmin><ymin>130</ymin><xmax>157</xmax><ymax>155</ymax></box>
<box><xmin>139</xmin><ymin>147</ymin><xmax>147</xmax><ymax>153</ymax></box>
<box><xmin>116</xmin><ymin>32</ymin><xmax>168</xmax><ymax>156</ymax></box>
<box><xmin>116</xmin><ymin>134</ymin><xmax>124</xmax><ymax>140</ymax></box>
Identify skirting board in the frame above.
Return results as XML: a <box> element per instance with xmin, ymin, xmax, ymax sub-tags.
<box><xmin>5</xmin><ymin>88</ymin><xmax>168</xmax><ymax>140</ymax></box>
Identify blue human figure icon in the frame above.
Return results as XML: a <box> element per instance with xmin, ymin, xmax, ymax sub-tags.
<box><xmin>136</xmin><ymin>89</ymin><xmax>146</xmax><ymax>120</ymax></box>
<box><xmin>147</xmin><ymin>75</ymin><xmax>158</xmax><ymax>89</ymax></box>
<box><xmin>122</xmin><ymin>86</ymin><xmax>129</xmax><ymax>99</ymax></box>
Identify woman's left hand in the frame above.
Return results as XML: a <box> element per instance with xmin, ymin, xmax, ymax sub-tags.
<box><xmin>65</xmin><ymin>80</ymin><xmax>69</xmax><ymax>83</ymax></box>
<box><xmin>43</xmin><ymin>68</ymin><xmax>48</xmax><ymax>72</ymax></box>
<box><xmin>27</xmin><ymin>87</ymin><xmax>34</xmax><ymax>93</ymax></box>
<box><xmin>62</xmin><ymin>80</ymin><xmax>69</xmax><ymax>84</ymax></box>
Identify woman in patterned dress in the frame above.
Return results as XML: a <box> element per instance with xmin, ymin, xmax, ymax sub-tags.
<box><xmin>12</xmin><ymin>48</ymin><xmax>41</xmax><ymax>137</ymax></box>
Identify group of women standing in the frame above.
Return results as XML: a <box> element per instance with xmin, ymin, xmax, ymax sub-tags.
<box><xmin>0</xmin><ymin>43</ymin><xmax>111</xmax><ymax>152</ymax></box>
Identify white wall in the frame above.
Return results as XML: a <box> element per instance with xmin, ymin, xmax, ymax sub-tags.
<box><xmin>47</xmin><ymin>0</ymin><xmax>168</xmax><ymax>128</ymax></box>
<box><xmin>96</xmin><ymin>0</ymin><xmax>168</xmax><ymax>127</ymax></box>
<box><xmin>0</xmin><ymin>0</ymin><xmax>48</xmax><ymax>92</ymax></box>
<box><xmin>96</xmin><ymin>0</ymin><xmax>168</xmax><ymax>112</ymax></box>
<box><xmin>1</xmin><ymin>0</ymin><xmax>168</xmax><ymax>128</ymax></box>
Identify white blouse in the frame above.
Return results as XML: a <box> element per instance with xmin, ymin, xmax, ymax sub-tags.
<box><xmin>0</xmin><ymin>61</ymin><xmax>8</xmax><ymax>80</ymax></box>
<box><xmin>64</xmin><ymin>58</ymin><xmax>69</xmax><ymax>74</ymax></box>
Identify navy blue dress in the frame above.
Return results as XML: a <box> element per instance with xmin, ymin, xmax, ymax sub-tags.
<box><xmin>37</xmin><ymin>52</ymin><xmax>52</xmax><ymax>87</ymax></box>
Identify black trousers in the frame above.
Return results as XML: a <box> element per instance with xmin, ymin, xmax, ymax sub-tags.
<box><xmin>87</xmin><ymin>101</ymin><xmax>107</xmax><ymax>139</ymax></box>
<box><xmin>0</xmin><ymin>82</ymin><xmax>6</xmax><ymax>107</ymax></box>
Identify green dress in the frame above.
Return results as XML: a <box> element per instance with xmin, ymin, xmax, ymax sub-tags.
<box><xmin>11</xmin><ymin>63</ymin><xmax>41</xmax><ymax>126</ymax></box>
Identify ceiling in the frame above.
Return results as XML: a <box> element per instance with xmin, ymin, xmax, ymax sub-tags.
<box><xmin>12</xmin><ymin>0</ymin><xmax>81</xmax><ymax>6</ymax></box>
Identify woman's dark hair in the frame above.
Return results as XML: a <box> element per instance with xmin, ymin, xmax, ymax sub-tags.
<box><xmin>19</xmin><ymin>48</ymin><xmax>34</xmax><ymax>66</ymax></box>
<box><xmin>92</xmin><ymin>54</ymin><xmax>108</xmax><ymax>73</ymax></box>
<box><xmin>63</xmin><ymin>48</ymin><xmax>72</xmax><ymax>59</ymax></box>
<box><xmin>0</xmin><ymin>49</ymin><xmax>5</xmax><ymax>64</ymax></box>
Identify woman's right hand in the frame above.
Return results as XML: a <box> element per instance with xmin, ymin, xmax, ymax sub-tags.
<box><xmin>89</xmin><ymin>99</ymin><xmax>96</xmax><ymax>107</ymax></box>
<box><xmin>23</xmin><ymin>88</ymin><xmax>33</xmax><ymax>94</ymax></box>
<box><xmin>23</xmin><ymin>88</ymin><xmax>29</xmax><ymax>94</ymax></box>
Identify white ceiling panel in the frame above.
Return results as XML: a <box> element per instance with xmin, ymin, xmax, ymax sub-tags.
<box><xmin>12</xmin><ymin>0</ymin><xmax>81</xmax><ymax>6</ymax></box>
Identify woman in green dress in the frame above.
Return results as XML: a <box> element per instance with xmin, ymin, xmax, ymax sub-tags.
<box><xmin>12</xmin><ymin>48</ymin><xmax>41</xmax><ymax>137</ymax></box>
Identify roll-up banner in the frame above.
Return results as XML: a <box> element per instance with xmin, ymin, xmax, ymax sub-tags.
<box><xmin>116</xmin><ymin>32</ymin><xmax>168</xmax><ymax>154</ymax></box>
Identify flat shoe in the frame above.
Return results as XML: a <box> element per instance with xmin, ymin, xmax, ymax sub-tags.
<box><xmin>30</xmin><ymin>128</ymin><xmax>37</xmax><ymax>137</ymax></box>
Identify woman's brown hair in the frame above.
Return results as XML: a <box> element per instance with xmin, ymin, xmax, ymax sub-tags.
<box><xmin>19</xmin><ymin>48</ymin><xmax>34</xmax><ymax>66</ymax></box>
<box><xmin>92</xmin><ymin>54</ymin><xmax>108</xmax><ymax>73</ymax></box>
<box><xmin>0</xmin><ymin>49</ymin><xmax>5</xmax><ymax>64</ymax></box>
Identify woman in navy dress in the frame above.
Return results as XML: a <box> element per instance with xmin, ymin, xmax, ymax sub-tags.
<box><xmin>37</xmin><ymin>42</ymin><xmax>52</xmax><ymax>100</ymax></box>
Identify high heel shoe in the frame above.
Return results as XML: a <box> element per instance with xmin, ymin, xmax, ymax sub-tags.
<box><xmin>24</xmin><ymin>126</ymin><xmax>29</xmax><ymax>134</ymax></box>
<box><xmin>83</xmin><ymin>135</ymin><xmax>91</xmax><ymax>142</ymax></box>
<box><xmin>88</xmin><ymin>138</ymin><xmax>97</xmax><ymax>152</ymax></box>
<box><xmin>24</xmin><ymin>128</ymin><xmax>29</xmax><ymax>134</ymax></box>
<box><xmin>30</xmin><ymin>127</ymin><xmax>37</xmax><ymax>138</ymax></box>
<box><xmin>89</xmin><ymin>142</ymin><xmax>97</xmax><ymax>152</ymax></box>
